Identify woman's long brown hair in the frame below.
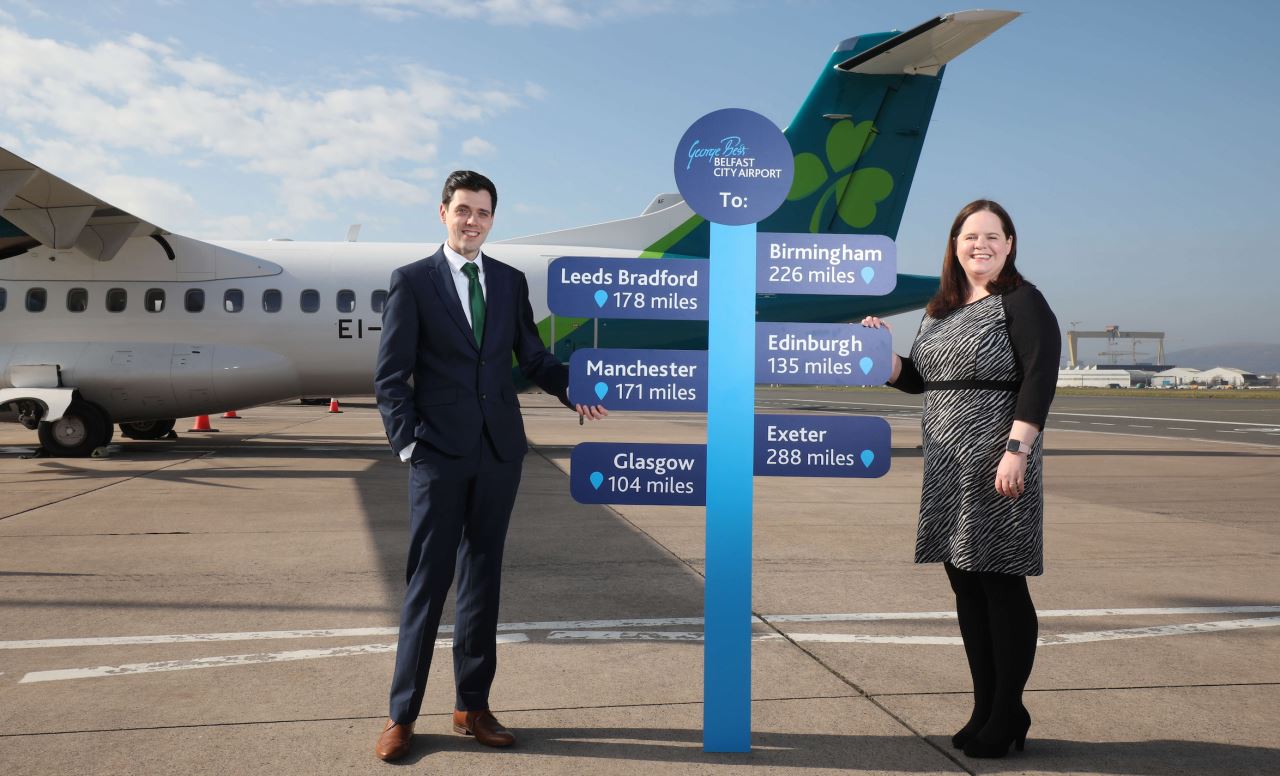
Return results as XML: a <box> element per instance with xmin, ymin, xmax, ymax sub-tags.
<box><xmin>925</xmin><ymin>199</ymin><xmax>1025</xmax><ymax>319</ymax></box>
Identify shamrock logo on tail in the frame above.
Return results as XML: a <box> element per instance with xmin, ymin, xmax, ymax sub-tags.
<box><xmin>787</xmin><ymin>119</ymin><xmax>894</xmax><ymax>233</ymax></box>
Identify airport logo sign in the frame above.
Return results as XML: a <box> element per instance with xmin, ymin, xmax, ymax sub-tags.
<box><xmin>570</xmin><ymin>348</ymin><xmax>707</xmax><ymax>412</ymax></box>
<box><xmin>756</xmin><ymin>322</ymin><xmax>893</xmax><ymax>386</ymax></box>
<box><xmin>571</xmin><ymin>442</ymin><xmax>706</xmax><ymax>506</ymax></box>
<box><xmin>756</xmin><ymin>232</ymin><xmax>897</xmax><ymax>295</ymax></box>
<box><xmin>547</xmin><ymin>257</ymin><xmax>708</xmax><ymax>320</ymax></box>
<box><xmin>674</xmin><ymin>108</ymin><xmax>795</xmax><ymax>226</ymax></box>
<box><xmin>754</xmin><ymin>415</ymin><xmax>891</xmax><ymax>478</ymax></box>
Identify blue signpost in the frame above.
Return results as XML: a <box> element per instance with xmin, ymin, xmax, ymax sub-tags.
<box><xmin>553</xmin><ymin>108</ymin><xmax>899</xmax><ymax>755</ymax></box>
<box><xmin>673</xmin><ymin>108</ymin><xmax>795</xmax><ymax>753</ymax></box>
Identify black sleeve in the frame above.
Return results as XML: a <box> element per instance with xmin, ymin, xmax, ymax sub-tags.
<box><xmin>890</xmin><ymin>355</ymin><xmax>924</xmax><ymax>394</ymax></box>
<box><xmin>1002</xmin><ymin>284</ymin><xmax>1061</xmax><ymax>428</ymax></box>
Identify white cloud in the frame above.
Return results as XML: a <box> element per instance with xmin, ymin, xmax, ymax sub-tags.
<box><xmin>461</xmin><ymin>137</ymin><xmax>497</xmax><ymax>157</ymax></box>
<box><xmin>286</xmin><ymin>0</ymin><xmax>689</xmax><ymax>27</ymax></box>
<box><xmin>0</xmin><ymin>26</ymin><xmax>523</xmax><ymax>236</ymax></box>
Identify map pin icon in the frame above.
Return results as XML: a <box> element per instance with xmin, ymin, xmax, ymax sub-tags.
<box><xmin>594</xmin><ymin>382</ymin><xmax>608</xmax><ymax>400</ymax></box>
<box><xmin>594</xmin><ymin>289</ymin><xmax>608</xmax><ymax>308</ymax></box>
<box><xmin>590</xmin><ymin>471</ymin><xmax>604</xmax><ymax>490</ymax></box>
<box><xmin>860</xmin><ymin>449</ymin><xmax>875</xmax><ymax>468</ymax></box>
<box><xmin>859</xmin><ymin>356</ymin><xmax>874</xmax><ymax>375</ymax></box>
<box><xmin>860</xmin><ymin>266</ymin><xmax>875</xmax><ymax>284</ymax></box>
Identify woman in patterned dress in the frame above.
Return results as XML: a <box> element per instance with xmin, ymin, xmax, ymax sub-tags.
<box><xmin>862</xmin><ymin>199</ymin><xmax>1059</xmax><ymax>759</ymax></box>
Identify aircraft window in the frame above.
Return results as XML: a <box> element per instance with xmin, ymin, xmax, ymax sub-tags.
<box><xmin>146</xmin><ymin>288</ymin><xmax>165</xmax><ymax>313</ymax></box>
<box><xmin>263</xmin><ymin>289</ymin><xmax>282</xmax><ymax>313</ymax></box>
<box><xmin>106</xmin><ymin>288</ymin><xmax>127</xmax><ymax>313</ymax></box>
<box><xmin>185</xmin><ymin>289</ymin><xmax>205</xmax><ymax>313</ymax></box>
<box><xmin>337</xmin><ymin>289</ymin><xmax>356</xmax><ymax>313</ymax></box>
<box><xmin>27</xmin><ymin>287</ymin><xmax>47</xmax><ymax>313</ymax></box>
<box><xmin>67</xmin><ymin>288</ymin><xmax>88</xmax><ymax>313</ymax></box>
<box><xmin>224</xmin><ymin>289</ymin><xmax>244</xmax><ymax>313</ymax></box>
<box><xmin>372</xmin><ymin>289</ymin><xmax>388</xmax><ymax>313</ymax></box>
<box><xmin>0</xmin><ymin>287</ymin><xmax>6</xmax><ymax>311</ymax></box>
<box><xmin>300</xmin><ymin>289</ymin><xmax>319</xmax><ymax>313</ymax></box>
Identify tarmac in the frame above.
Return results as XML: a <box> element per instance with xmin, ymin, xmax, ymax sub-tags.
<box><xmin>1</xmin><ymin>389</ymin><xmax>1277</xmax><ymax>775</ymax></box>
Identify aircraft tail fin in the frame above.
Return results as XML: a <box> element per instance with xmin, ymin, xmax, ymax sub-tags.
<box><xmin>641</xmin><ymin>10</ymin><xmax>1020</xmax><ymax>259</ymax></box>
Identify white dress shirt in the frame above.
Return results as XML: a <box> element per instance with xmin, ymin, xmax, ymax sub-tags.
<box><xmin>400</xmin><ymin>242</ymin><xmax>486</xmax><ymax>462</ymax></box>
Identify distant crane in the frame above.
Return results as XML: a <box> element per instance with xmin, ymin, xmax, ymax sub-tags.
<box><xmin>1068</xmin><ymin>325</ymin><xmax>1165</xmax><ymax>367</ymax></box>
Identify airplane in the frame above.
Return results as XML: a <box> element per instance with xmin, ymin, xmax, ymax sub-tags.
<box><xmin>0</xmin><ymin>10</ymin><xmax>1019</xmax><ymax>457</ymax></box>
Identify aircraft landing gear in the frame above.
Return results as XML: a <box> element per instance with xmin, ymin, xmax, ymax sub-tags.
<box><xmin>37</xmin><ymin>399</ymin><xmax>114</xmax><ymax>458</ymax></box>
<box><xmin>119</xmin><ymin>419</ymin><xmax>177</xmax><ymax>440</ymax></box>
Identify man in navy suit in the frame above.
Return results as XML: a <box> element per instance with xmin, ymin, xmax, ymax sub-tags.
<box><xmin>373</xmin><ymin>171</ymin><xmax>605</xmax><ymax>761</ymax></box>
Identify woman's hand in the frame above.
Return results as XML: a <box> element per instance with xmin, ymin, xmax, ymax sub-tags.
<box><xmin>859</xmin><ymin>316</ymin><xmax>893</xmax><ymax>333</ymax></box>
<box><xmin>860</xmin><ymin>316</ymin><xmax>901</xmax><ymax>383</ymax></box>
<box><xmin>995</xmin><ymin>451</ymin><xmax>1027</xmax><ymax>499</ymax></box>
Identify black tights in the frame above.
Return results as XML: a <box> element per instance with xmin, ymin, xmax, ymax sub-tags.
<box><xmin>944</xmin><ymin>562</ymin><xmax>1038</xmax><ymax>744</ymax></box>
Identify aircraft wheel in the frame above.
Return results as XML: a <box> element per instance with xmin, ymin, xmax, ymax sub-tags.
<box><xmin>37</xmin><ymin>400</ymin><xmax>111</xmax><ymax>458</ymax></box>
<box><xmin>119</xmin><ymin>419</ymin><xmax>176</xmax><ymax>440</ymax></box>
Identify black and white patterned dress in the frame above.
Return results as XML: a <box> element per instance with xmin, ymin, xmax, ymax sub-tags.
<box><xmin>893</xmin><ymin>284</ymin><xmax>1060</xmax><ymax>576</ymax></box>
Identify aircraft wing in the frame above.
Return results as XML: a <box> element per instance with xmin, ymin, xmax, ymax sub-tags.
<box><xmin>0</xmin><ymin>147</ymin><xmax>166</xmax><ymax>262</ymax></box>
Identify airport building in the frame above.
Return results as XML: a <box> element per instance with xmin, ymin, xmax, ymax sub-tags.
<box><xmin>1057</xmin><ymin>365</ymin><xmax>1154</xmax><ymax>388</ymax></box>
<box><xmin>1153</xmin><ymin>367</ymin><xmax>1203</xmax><ymax>387</ymax></box>
<box><xmin>1197</xmin><ymin>367</ymin><xmax>1260</xmax><ymax>387</ymax></box>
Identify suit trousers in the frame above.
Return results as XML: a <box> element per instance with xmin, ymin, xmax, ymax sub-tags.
<box><xmin>388</xmin><ymin>429</ymin><xmax>523</xmax><ymax>723</ymax></box>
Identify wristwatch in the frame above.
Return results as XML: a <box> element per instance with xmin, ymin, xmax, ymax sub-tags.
<box><xmin>1006</xmin><ymin>439</ymin><xmax>1030</xmax><ymax>455</ymax></box>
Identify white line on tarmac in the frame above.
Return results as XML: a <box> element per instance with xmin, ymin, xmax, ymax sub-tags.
<box><xmin>7</xmin><ymin>608</ymin><xmax>1279</xmax><ymax>651</ymax></box>
<box><xmin>1048</xmin><ymin>412</ymin><xmax>1280</xmax><ymax>427</ymax></box>
<box><xmin>1038</xmin><ymin>616</ymin><xmax>1280</xmax><ymax>645</ymax></box>
<box><xmin>18</xmin><ymin>634</ymin><xmax>529</xmax><ymax>684</ymax></box>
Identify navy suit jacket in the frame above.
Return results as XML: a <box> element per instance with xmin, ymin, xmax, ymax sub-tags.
<box><xmin>374</xmin><ymin>247</ymin><xmax>570</xmax><ymax>462</ymax></box>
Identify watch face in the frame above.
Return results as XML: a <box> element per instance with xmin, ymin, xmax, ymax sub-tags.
<box><xmin>1006</xmin><ymin>439</ymin><xmax>1021</xmax><ymax>453</ymax></box>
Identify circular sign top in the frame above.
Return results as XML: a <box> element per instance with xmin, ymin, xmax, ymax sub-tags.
<box><xmin>673</xmin><ymin>108</ymin><xmax>794</xmax><ymax>226</ymax></box>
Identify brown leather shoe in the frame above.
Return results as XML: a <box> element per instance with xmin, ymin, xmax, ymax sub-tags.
<box><xmin>451</xmin><ymin>709</ymin><xmax>515</xmax><ymax>747</ymax></box>
<box><xmin>375</xmin><ymin>718</ymin><xmax>415</xmax><ymax>761</ymax></box>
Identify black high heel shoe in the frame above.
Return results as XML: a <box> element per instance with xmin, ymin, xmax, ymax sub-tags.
<box><xmin>963</xmin><ymin>707</ymin><xmax>1031</xmax><ymax>759</ymax></box>
<box><xmin>951</xmin><ymin>714</ymin><xmax>986</xmax><ymax>749</ymax></box>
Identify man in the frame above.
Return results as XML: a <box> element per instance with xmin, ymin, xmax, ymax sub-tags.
<box><xmin>373</xmin><ymin>171</ymin><xmax>605</xmax><ymax>761</ymax></box>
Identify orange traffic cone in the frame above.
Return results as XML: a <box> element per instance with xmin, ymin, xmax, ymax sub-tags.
<box><xmin>222</xmin><ymin>410</ymin><xmax>241</xmax><ymax>419</ymax></box>
<box><xmin>328</xmin><ymin>398</ymin><xmax>343</xmax><ymax>414</ymax></box>
<box><xmin>189</xmin><ymin>415</ymin><xmax>220</xmax><ymax>432</ymax></box>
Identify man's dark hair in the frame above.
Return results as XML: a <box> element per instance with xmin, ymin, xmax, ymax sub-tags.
<box><xmin>441</xmin><ymin>170</ymin><xmax>497</xmax><ymax>211</ymax></box>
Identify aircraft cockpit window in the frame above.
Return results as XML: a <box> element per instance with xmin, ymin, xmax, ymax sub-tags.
<box><xmin>0</xmin><ymin>287</ymin><xmax>6</xmax><ymax>312</ymax></box>
<box><xmin>263</xmin><ymin>289</ymin><xmax>282</xmax><ymax>313</ymax></box>
<box><xmin>185</xmin><ymin>289</ymin><xmax>205</xmax><ymax>313</ymax></box>
<box><xmin>67</xmin><ymin>288</ymin><xmax>88</xmax><ymax>313</ymax></box>
<box><xmin>146</xmin><ymin>288</ymin><xmax>166</xmax><ymax>313</ymax></box>
<box><xmin>224</xmin><ymin>289</ymin><xmax>244</xmax><ymax>313</ymax></box>
<box><xmin>106</xmin><ymin>288</ymin><xmax>127</xmax><ymax>313</ymax></box>
<box><xmin>300</xmin><ymin>289</ymin><xmax>320</xmax><ymax>313</ymax></box>
<box><xmin>26</xmin><ymin>287</ymin><xmax>47</xmax><ymax>313</ymax></box>
<box><xmin>372</xmin><ymin>289</ymin><xmax>388</xmax><ymax>313</ymax></box>
<box><xmin>337</xmin><ymin>289</ymin><xmax>356</xmax><ymax>313</ymax></box>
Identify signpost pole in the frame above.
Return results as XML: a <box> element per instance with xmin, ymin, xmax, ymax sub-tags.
<box><xmin>704</xmin><ymin>221</ymin><xmax>755</xmax><ymax>752</ymax></box>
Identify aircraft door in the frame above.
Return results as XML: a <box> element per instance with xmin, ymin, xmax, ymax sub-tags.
<box><xmin>171</xmin><ymin>345</ymin><xmax>216</xmax><ymax>416</ymax></box>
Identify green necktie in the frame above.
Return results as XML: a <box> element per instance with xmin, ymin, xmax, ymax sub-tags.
<box><xmin>461</xmin><ymin>261</ymin><xmax>485</xmax><ymax>347</ymax></box>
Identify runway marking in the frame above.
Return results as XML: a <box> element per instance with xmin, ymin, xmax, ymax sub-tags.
<box><xmin>1129</xmin><ymin>424</ymin><xmax>1153</xmax><ymax>428</ymax></box>
<box><xmin>1090</xmin><ymin>422</ymin><xmax>1116</xmax><ymax>426</ymax></box>
<box><xmin>18</xmin><ymin>634</ymin><xmax>529</xmax><ymax>684</ymax></box>
<box><xmin>1168</xmin><ymin>427</ymin><xmax>1194</xmax><ymax>431</ymax></box>
<box><xmin>1038</xmin><ymin>616</ymin><xmax>1280</xmax><ymax>645</ymax></box>
<box><xmin>1049</xmin><ymin>412</ymin><xmax>1280</xmax><ymax>427</ymax></box>
<box><xmin>7</xmin><ymin>607</ymin><xmax>1278</xmax><ymax>651</ymax></box>
<box><xmin>15</xmin><ymin>611</ymin><xmax>1280</xmax><ymax>684</ymax></box>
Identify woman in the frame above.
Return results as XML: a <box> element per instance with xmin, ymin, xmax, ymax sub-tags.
<box><xmin>862</xmin><ymin>199</ymin><xmax>1059</xmax><ymax>759</ymax></box>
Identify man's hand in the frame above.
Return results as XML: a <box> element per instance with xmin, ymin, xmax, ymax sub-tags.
<box><xmin>576</xmin><ymin>404</ymin><xmax>609</xmax><ymax>421</ymax></box>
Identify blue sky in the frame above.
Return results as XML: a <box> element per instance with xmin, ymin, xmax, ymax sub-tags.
<box><xmin>1</xmin><ymin>0</ymin><xmax>1276</xmax><ymax>352</ymax></box>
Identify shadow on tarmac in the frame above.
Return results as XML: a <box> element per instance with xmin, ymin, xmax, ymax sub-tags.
<box><xmin>386</xmin><ymin>726</ymin><xmax>1280</xmax><ymax>773</ymax></box>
